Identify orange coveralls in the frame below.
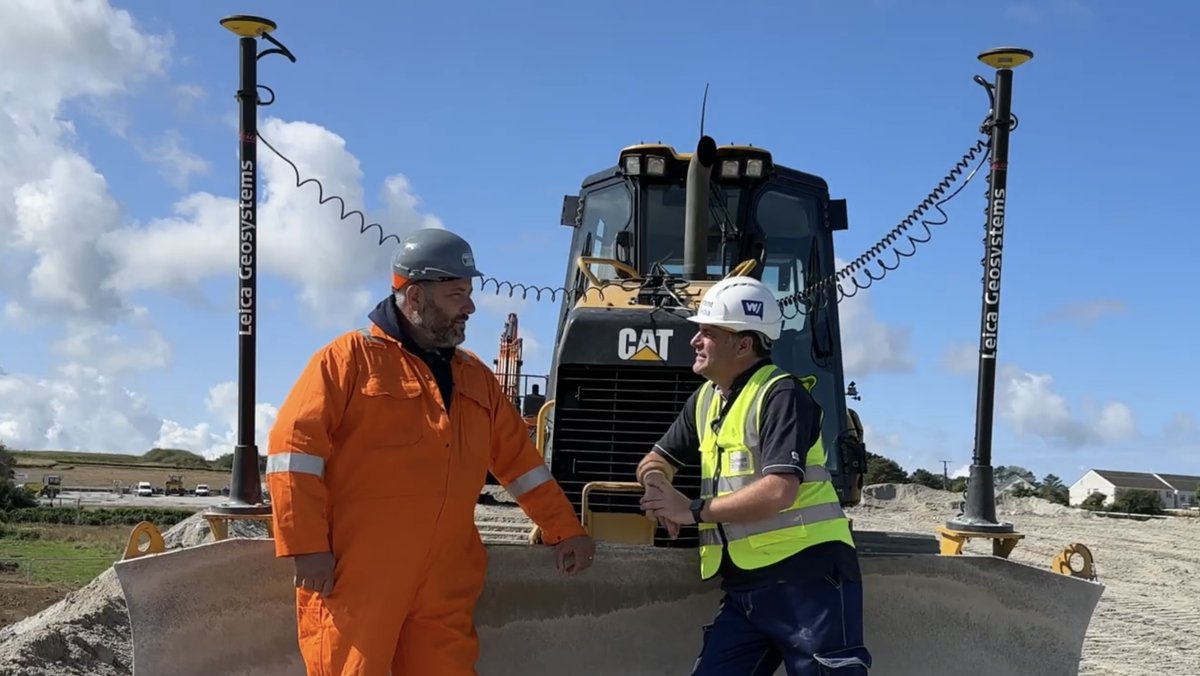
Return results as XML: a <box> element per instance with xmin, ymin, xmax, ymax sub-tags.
<box><xmin>266</xmin><ymin>323</ymin><xmax>586</xmax><ymax>675</ymax></box>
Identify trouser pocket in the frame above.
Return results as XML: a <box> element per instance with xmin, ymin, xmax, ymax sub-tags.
<box><xmin>814</xmin><ymin>645</ymin><xmax>872</xmax><ymax>674</ymax></box>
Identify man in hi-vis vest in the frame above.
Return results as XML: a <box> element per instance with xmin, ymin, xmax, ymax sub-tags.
<box><xmin>637</xmin><ymin>276</ymin><xmax>871</xmax><ymax>676</ymax></box>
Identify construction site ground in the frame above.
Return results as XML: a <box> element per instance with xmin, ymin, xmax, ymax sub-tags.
<box><xmin>1</xmin><ymin>483</ymin><xmax>1197</xmax><ymax>675</ymax></box>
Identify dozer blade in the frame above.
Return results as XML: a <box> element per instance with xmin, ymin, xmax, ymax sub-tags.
<box><xmin>113</xmin><ymin>538</ymin><xmax>305</xmax><ymax>676</ymax></box>
<box><xmin>474</xmin><ymin>543</ymin><xmax>1104</xmax><ymax>676</ymax></box>
<box><xmin>114</xmin><ymin>538</ymin><xmax>1103</xmax><ymax>676</ymax></box>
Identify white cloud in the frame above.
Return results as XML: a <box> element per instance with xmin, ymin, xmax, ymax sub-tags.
<box><xmin>136</xmin><ymin>129</ymin><xmax>211</xmax><ymax>189</ymax></box>
<box><xmin>102</xmin><ymin>117</ymin><xmax>443</xmax><ymax>328</ymax></box>
<box><xmin>0</xmin><ymin>364</ymin><xmax>162</xmax><ymax>452</ymax></box>
<box><xmin>156</xmin><ymin>382</ymin><xmax>279</xmax><ymax>459</ymax></box>
<box><xmin>832</xmin><ymin>258</ymin><xmax>915</xmax><ymax>377</ymax></box>
<box><xmin>0</xmin><ymin>0</ymin><xmax>441</xmax><ymax>458</ymax></box>
<box><xmin>940</xmin><ymin>343</ymin><xmax>1140</xmax><ymax>449</ymax></box>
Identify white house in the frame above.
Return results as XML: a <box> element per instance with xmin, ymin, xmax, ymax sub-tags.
<box><xmin>1156</xmin><ymin>474</ymin><xmax>1200</xmax><ymax>509</ymax></box>
<box><xmin>1068</xmin><ymin>469</ymin><xmax>1200</xmax><ymax>509</ymax></box>
<box><xmin>995</xmin><ymin>474</ymin><xmax>1036</xmax><ymax>496</ymax></box>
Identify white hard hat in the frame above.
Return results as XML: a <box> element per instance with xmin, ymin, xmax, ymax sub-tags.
<box><xmin>687</xmin><ymin>276</ymin><xmax>782</xmax><ymax>341</ymax></box>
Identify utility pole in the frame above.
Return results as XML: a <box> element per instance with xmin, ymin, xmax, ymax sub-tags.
<box><xmin>940</xmin><ymin>460</ymin><xmax>951</xmax><ymax>490</ymax></box>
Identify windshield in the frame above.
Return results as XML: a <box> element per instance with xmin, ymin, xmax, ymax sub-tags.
<box><xmin>755</xmin><ymin>188</ymin><xmax>820</xmax><ymax>334</ymax></box>
<box><xmin>642</xmin><ymin>183</ymin><xmax>743</xmax><ymax>278</ymax></box>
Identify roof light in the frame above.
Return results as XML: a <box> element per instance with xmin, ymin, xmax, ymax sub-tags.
<box><xmin>745</xmin><ymin>158</ymin><xmax>764</xmax><ymax>178</ymax></box>
<box><xmin>623</xmin><ymin>155</ymin><xmax>641</xmax><ymax>175</ymax></box>
<box><xmin>720</xmin><ymin>160</ymin><xmax>739</xmax><ymax>178</ymax></box>
<box><xmin>646</xmin><ymin>155</ymin><xmax>666</xmax><ymax>176</ymax></box>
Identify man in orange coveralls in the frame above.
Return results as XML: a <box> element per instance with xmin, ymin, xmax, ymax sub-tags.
<box><xmin>265</xmin><ymin>227</ymin><xmax>596</xmax><ymax>676</ymax></box>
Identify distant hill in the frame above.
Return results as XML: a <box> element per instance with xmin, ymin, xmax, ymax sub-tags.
<box><xmin>10</xmin><ymin>448</ymin><xmax>257</xmax><ymax>472</ymax></box>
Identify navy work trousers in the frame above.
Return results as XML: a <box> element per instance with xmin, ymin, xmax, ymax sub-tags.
<box><xmin>690</xmin><ymin>569</ymin><xmax>872</xmax><ymax>675</ymax></box>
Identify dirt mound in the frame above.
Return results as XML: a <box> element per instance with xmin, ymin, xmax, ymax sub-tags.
<box><xmin>0</xmin><ymin>569</ymin><xmax>128</xmax><ymax>676</ymax></box>
<box><xmin>860</xmin><ymin>482</ymin><xmax>964</xmax><ymax>510</ymax></box>
<box><xmin>995</xmin><ymin>494</ymin><xmax>1089</xmax><ymax>518</ymax></box>
<box><xmin>0</xmin><ymin>514</ymin><xmax>269</xmax><ymax>676</ymax></box>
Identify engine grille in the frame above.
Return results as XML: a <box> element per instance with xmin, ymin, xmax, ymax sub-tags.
<box><xmin>549</xmin><ymin>363</ymin><xmax>705</xmax><ymax>547</ymax></box>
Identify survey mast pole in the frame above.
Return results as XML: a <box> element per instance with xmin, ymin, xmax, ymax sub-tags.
<box><xmin>947</xmin><ymin>46</ymin><xmax>1033</xmax><ymax>534</ymax></box>
<box><xmin>210</xmin><ymin>14</ymin><xmax>295</xmax><ymax>517</ymax></box>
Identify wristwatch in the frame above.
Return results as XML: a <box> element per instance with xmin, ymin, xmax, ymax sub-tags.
<box><xmin>690</xmin><ymin>498</ymin><xmax>707</xmax><ymax>524</ymax></box>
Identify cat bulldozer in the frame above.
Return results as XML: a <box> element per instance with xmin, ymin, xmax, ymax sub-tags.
<box><xmin>111</xmin><ymin>134</ymin><xmax>1104</xmax><ymax>676</ymax></box>
<box><xmin>109</xmin><ymin>25</ymin><xmax>1102</xmax><ymax>674</ymax></box>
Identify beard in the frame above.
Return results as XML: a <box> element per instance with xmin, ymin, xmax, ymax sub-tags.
<box><xmin>412</xmin><ymin>302</ymin><xmax>468</xmax><ymax>348</ymax></box>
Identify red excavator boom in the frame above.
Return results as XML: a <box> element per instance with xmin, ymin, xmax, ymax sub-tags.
<box><xmin>493</xmin><ymin>312</ymin><xmax>523</xmax><ymax>409</ymax></box>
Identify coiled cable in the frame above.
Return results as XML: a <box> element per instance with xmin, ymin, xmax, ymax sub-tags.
<box><xmin>777</xmin><ymin>135</ymin><xmax>992</xmax><ymax>320</ymax></box>
<box><xmin>256</xmin><ymin>120</ymin><xmax>992</xmax><ymax>313</ymax></box>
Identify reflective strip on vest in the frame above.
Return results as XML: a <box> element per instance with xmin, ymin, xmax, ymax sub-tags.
<box><xmin>504</xmin><ymin>464</ymin><xmax>553</xmax><ymax>499</ymax></box>
<box><xmin>707</xmin><ymin>466</ymin><xmax>831</xmax><ymax>495</ymax></box>
<box><xmin>265</xmin><ymin>452</ymin><xmax>325</xmax><ymax>478</ymax></box>
<box><xmin>697</xmin><ymin>501</ymin><xmax>847</xmax><ymax>546</ymax></box>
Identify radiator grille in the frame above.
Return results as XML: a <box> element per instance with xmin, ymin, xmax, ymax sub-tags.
<box><xmin>549</xmin><ymin>364</ymin><xmax>705</xmax><ymax>547</ymax></box>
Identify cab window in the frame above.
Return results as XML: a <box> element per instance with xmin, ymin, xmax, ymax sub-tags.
<box><xmin>577</xmin><ymin>182</ymin><xmax>632</xmax><ymax>281</ymax></box>
<box><xmin>754</xmin><ymin>189</ymin><xmax>819</xmax><ymax>334</ymax></box>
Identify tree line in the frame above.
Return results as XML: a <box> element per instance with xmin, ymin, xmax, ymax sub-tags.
<box><xmin>865</xmin><ymin>452</ymin><xmax>1070</xmax><ymax>506</ymax></box>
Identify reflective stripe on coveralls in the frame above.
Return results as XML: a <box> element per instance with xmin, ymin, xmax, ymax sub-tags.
<box><xmin>266</xmin><ymin>323</ymin><xmax>586</xmax><ymax>676</ymax></box>
<box><xmin>694</xmin><ymin>364</ymin><xmax>854</xmax><ymax>579</ymax></box>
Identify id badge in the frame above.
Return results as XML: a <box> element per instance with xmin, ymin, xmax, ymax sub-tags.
<box><xmin>729</xmin><ymin>451</ymin><xmax>751</xmax><ymax>473</ymax></box>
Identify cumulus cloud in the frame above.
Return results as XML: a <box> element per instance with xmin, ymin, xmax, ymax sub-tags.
<box><xmin>156</xmin><ymin>382</ymin><xmax>279</xmax><ymax>459</ymax></box>
<box><xmin>833</xmin><ymin>258</ymin><xmax>915</xmax><ymax>378</ymax></box>
<box><xmin>940</xmin><ymin>342</ymin><xmax>1139</xmax><ymax>449</ymax></box>
<box><xmin>0</xmin><ymin>364</ymin><xmax>162</xmax><ymax>452</ymax></box>
<box><xmin>0</xmin><ymin>0</ymin><xmax>443</xmax><ymax>457</ymax></box>
<box><xmin>102</xmin><ymin>117</ymin><xmax>443</xmax><ymax>328</ymax></box>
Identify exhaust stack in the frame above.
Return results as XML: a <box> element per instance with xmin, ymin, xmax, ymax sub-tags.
<box><xmin>683</xmin><ymin>135</ymin><xmax>717</xmax><ymax>281</ymax></box>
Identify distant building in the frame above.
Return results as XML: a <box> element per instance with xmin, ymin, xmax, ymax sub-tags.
<box><xmin>995</xmin><ymin>474</ymin><xmax>1036</xmax><ymax>496</ymax></box>
<box><xmin>1068</xmin><ymin>469</ymin><xmax>1200</xmax><ymax>509</ymax></box>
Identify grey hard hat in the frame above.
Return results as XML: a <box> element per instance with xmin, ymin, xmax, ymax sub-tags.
<box><xmin>390</xmin><ymin>228</ymin><xmax>484</xmax><ymax>287</ymax></box>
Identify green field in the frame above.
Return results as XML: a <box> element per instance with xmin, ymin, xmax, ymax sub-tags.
<box><xmin>0</xmin><ymin>523</ymin><xmax>127</xmax><ymax>586</ymax></box>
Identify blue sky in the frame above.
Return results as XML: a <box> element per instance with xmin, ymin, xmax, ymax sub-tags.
<box><xmin>0</xmin><ymin>0</ymin><xmax>1196</xmax><ymax>487</ymax></box>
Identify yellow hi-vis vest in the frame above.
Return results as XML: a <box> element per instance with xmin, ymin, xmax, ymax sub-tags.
<box><xmin>696</xmin><ymin>363</ymin><xmax>854</xmax><ymax>580</ymax></box>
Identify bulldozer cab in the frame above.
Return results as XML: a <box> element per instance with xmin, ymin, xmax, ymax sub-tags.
<box><xmin>549</xmin><ymin>138</ymin><xmax>865</xmax><ymax>547</ymax></box>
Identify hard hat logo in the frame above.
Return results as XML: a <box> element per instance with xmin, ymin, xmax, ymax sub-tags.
<box><xmin>740</xmin><ymin>299</ymin><xmax>764</xmax><ymax>319</ymax></box>
<box><xmin>462</xmin><ymin>252</ymin><xmax>475</xmax><ymax>268</ymax></box>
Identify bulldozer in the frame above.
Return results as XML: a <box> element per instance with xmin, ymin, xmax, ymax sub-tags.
<box><xmin>109</xmin><ymin>21</ymin><xmax>1103</xmax><ymax>676</ymax></box>
<box><xmin>164</xmin><ymin>474</ymin><xmax>185</xmax><ymax>496</ymax></box>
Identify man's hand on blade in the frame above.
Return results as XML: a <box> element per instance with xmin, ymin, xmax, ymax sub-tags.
<box><xmin>293</xmin><ymin>551</ymin><xmax>335</xmax><ymax>596</ymax></box>
<box><xmin>554</xmin><ymin>534</ymin><xmax>596</xmax><ymax>576</ymax></box>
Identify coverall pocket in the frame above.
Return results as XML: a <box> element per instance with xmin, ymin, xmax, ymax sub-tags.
<box><xmin>360</xmin><ymin>375</ymin><xmax>425</xmax><ymax>447</ymax></box>
<box><xmin>296</xmin><ymin>605</ymin><xmax>330</xmax><ymax>676</ymax></box>
<box><xmin>814</xmin><ymin>645</ymin><xmax>871</xmax><ymax>674</ymax></box>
